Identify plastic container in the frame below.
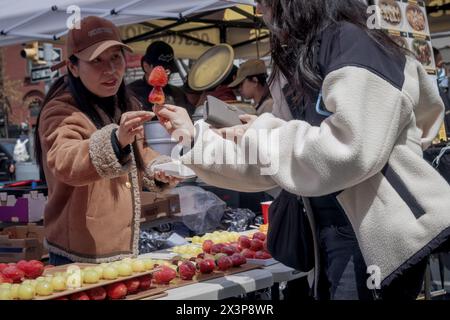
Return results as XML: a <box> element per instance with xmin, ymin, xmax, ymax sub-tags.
<box><xmin>144</xmin><ymin>121</ymin><xmax>178</xmax><ymax>156</ymax></box>
<box><xmin>261</xmin><ymin>201</ymin><xmax>273</xmax><ymax>224</ymax></box>
<box><xmin>144</xmin><ymin>121</ymin><xmax>171</xmax><ymax>140</ymax></box>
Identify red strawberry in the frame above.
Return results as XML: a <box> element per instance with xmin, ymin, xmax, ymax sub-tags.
<box><xmin>238</xmin><ymin>236</ymin><xmax>251</xmax><ymax>249</ymax></box>
<box><xmin>153</xmin><ymin>266</ymin><xmax>177</xmax><ymax>285</ymax></box>
<box><xmin>252</xmin><ymin>232</ymin><xmax>266</xmax><ymax>242</ymax></box>
<box><xmin>178</xmin><ymin>261</ymin><xmax>196</xmax><ymax>280</ymax></box>
<box><xmin>197</xmin><ymin>253</ymin><xmax>205</xmax><ymax>259</ymax></box>
<box><xmin>22</xmin><ymin>260</ymin><xmax>44</xmax><ymax>279</ymax></box>
<box><xmin>106</xmin><ymin>283</ymin><xmax>128</xmax><ymax>300</ymax></box>
<box><xmin>202</xmin><ymin>240</ymin><xmax>214</xmax><ymax>254</ymax></box>
<box><xmin>250</xmin><ymin>239</ymin><xmax>264</xmax><ymax>251</ymax></box>
<box><xmin>87</xmin><ymin>287</ymin><xmax>107</xmax><ymax>301</ymax></box>
<box><xmin>138</xmin><ymin>275</ymin><xmax>153</xmax><ymax>291</ymax></box>
<box><xmin>124</xmin><ymin>278</ymin><xmax>140</xmax><ymax>294</ymax></box>
<box><xmin>1</xmin><ymin>266</ymin><xmax>24</xmax><ymax>283</ymax></box>
<box><xmin>148</xmin><ymin>66</ymin><xmax>168</xmax><ymax>87</ymax></box>
<box><xmin>241</xmin><ymin>249</ymin><xmax>256</xmax><ymax>259</ymax></box>
<box><xmin>16</xmin><ymin>260</ymin><xmax>28</xmax><ymax>271</ymax></box>
<box><xmin>148</xmin><ymin>86</ymin><xmax>165</xmax><ymax>105</ymax></box>
<box><xmin>230</xmin><ymin>253</ymin><xmax>247</xmax><ymax>267</ymax></box>
<box><xmin>221</xmin><ymin>245</ymin><xmax>238</xmax><ymax>256</ymax></box>
<box><xmin>0</xmin><ymin>273</ymin><xmax>13</xmax><ymax>284</ymax></box>
<box><xmin>0</xmin><ymin>263</ymin><xmax>8</xmax><ymax>273</ymax></box>
<box><xmin>197</xmin><ymin>259</ymin><xmax>215</xmax><ymax>274</ymax></box>
<box><xmin>211</xmin><ymin>244</ymin><xmax>225</xmax><ymax>254</ymax></box>
<box><xmin>217</xmin><ymin>256</ymin><xmax>233</xmax><ymax>271</ymax></box>
<box><xmin>229</xmin><ymin>242</ymin><xmax>240</xmax><ymax>250</ymax></box>
<box><xmin>70</xmin><ymin>291</ymin><xmax>90</xmax><ymax>300</ymax></box>
<box><xmin>255</xmin><ymin>251</ymin><xmax>272</xmax><ymax>260</ymax></box>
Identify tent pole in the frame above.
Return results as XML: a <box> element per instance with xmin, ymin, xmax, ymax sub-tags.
<box><xmin>166</xmin><ymin>18</ymin><xmax>257</xmax><ymax>28</ymax></box>
<box><xmin>233</xmin><ymin>34</ymin><xmax>269</xmax><ymax>48</ymax></box>
<box><xmin>140</xmin><ymin>24</ymin><xmax>216</xmax><ymax>34</ymax></box>
<box><xmin>220</xmin><ymin>26</ymin><xmax>227</xmax><ymax>43</ymax></box>
<box><xmin>256</xmin><ymin>29</ymin><xmax>260</xmax><ymax>59</ymax></box>
<box><xmin>124</xmin><ymin>10</ymin><xmax>218</xmax><ymax>44</ymax></box>
<box><xmin>55</xmin><ymin>6</ymin><xmax>179</xmax><ymax>19</ymax></box>
<box><xmin>2</xmin><ymin>31</ymin><xmax>55</xmax><ymax>40</ymax></box>
<box><xmin>125</xmin><ymin>20</ymin><xmax>188</xmax><ymax>43</ymax></box>
<box><xmin>104</xmin><ymin>10</ymin><xmax>179</xmax><ymax>18</ymax></box>
<box><xmin>143</xmin><ymin>31</ymin><xmax>215</xmax><ymax>47</ymax></box>
<box><xmin>229</xmin><ymin>6</ymin><xmax>262</xmax><ymax>23</ymax></box>
<box><xmin>138</xmin><ymin>22</ymin><xmax>215</xmax><ymax>46</ymax></box>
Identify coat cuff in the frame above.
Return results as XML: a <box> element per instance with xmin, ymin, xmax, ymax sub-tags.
<box><xmin>143</xmin><ymin>155</ymin><xmax>172</xmax><ymax>193</ymax></box>
<box><xmin>89</xmin><ymin>123</ymin><xmax>132</xmax><ymax>178</ymax></box>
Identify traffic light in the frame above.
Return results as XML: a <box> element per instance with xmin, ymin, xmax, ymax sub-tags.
<box><xmin>20</xmin><ymin>42</ymin><xmax>45</xmax><ymax>64</ymax></box>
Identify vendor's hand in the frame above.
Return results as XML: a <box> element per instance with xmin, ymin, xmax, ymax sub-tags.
<box><xmin>153</xmin><ymin>105</ymin><xmax>195</xmax><ymax>145</ymax></box>
<box><xmin>154</xmin><ymin>170</ymin><xmax>182</xmax><ymax>187</ymax></box>
<box><xmin>217</xmin><ymin>114</ymin><xmax>258</xmax><ymax>143</ymax></box>
<box><xmin>117</xmin><ymin>111</ymin><xmax>154</xmax><ymax>148</ymax></box>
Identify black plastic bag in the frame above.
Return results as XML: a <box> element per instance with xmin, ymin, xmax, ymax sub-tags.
<box><xmin>267</xmin><ymin>190</ymin><xmax>315</xmax><ymax>272</ymax></box>
<box><xmin>220</xmin><ymin>208</ymin><xmax>256</xmax><ymax>232</ymax></box>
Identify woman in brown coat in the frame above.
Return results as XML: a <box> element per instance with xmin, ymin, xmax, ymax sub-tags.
<box><xmin>34</xmin><ymin>16</ymin><xmax>178</xmax><ymax>265</ymax></box>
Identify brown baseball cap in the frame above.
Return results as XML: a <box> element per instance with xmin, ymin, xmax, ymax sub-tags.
<box><xmin>228</xmin><ymin>59</ymin><xmax>267</xmax><ymax>88</ymax></box>
<box><xmin>52</xmin><ymin>16</ymin><xmax>132</xmax><ymax>70</ymax></box>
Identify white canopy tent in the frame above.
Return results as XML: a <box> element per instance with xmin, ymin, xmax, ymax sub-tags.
<box><xmin>0</xmin><ymin>0</ymin><xmax>255</xmax><ymax>47</ymax></box>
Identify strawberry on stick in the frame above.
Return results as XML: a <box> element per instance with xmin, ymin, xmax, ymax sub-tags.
<box><xmin>148</xmin><ymin>66</ymin><xmax>168</xmax><ymax>105</ymax></box>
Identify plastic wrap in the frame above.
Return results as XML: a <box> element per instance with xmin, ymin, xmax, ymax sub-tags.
<box><xmin>138</xmin><ymin>229</ymin><xmax>172</xmax><ymax>254</ymax></box>
<box><xmin>220</xmin><ymin>208</ymin><xmax>256</xmax><ymax>232</ymax></box>
<box><xmin>169</xmin><ymin>186</ymin><xmax>226</xmax><ymax>234</ymax></box>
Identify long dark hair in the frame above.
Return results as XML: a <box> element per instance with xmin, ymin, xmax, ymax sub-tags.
<box><xmin>264</xmin><ymin>0</ymin><xmax>408</xmax><ymax>103</ymax></box>
<box><xmin>35</xmin><ymin>55</ymin><xmax>145</xmax><ymax>177</ymax></box>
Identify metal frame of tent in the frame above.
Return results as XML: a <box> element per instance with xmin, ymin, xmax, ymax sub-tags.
<box><xmin>0</xmin><ymin>0</ymin><xmax>253</xmax><ymax>44</ymax></box>
<box><xmin>122</xmin><ymin>5</ymin><xmax>268</xmax><ymax>52</ymax></box>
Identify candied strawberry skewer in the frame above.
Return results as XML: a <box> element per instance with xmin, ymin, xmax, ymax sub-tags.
<box><xmin>148</xmin><ymin>66</ymin><xmax>168</xmax><ymax>105</ymax></box>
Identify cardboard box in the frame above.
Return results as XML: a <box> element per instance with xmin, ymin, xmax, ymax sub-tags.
<box><xmin>140</xmin><ymin>192</ymin><xmax>180</xmax><ymax>223</ymax></box>
<box><xmin>0</xmin><ymin>224</ymin><xmax>45</xmax><ymax>262</ymax></box>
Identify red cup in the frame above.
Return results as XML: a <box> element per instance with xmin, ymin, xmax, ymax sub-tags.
<box><xmin>261</xmin><ymin>201</ymin><xmax>273</xmax><ymax>224</ymax></box>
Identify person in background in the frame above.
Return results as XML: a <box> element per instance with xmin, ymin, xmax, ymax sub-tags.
<box><xmin>195</xmin><ymin>65</ymin><xmax>239</xmax><ymax>107</ymax></box>
<box><xmin>128</xmin><ymin>41</ymin><xmax>194</xmax><ymax>116</ymax></box>
<box><xmin>228</xmin><ymin>59</ymin><xmax>273</xmax><ymax>115</ymax></box>
<box><xmin>190</xmin><ymin>65</ymin><xmax>254</xmax><ymax>121</ymax></box>
<box><xmin>433</xmin><ymin>47</ymin><xmax>450</xmax><ymax>136</ymax></box>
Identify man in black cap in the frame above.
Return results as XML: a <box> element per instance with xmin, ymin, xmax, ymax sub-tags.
<box><xmin>128</xmin><ymin>41</ymin><xmax>193</xmax><ymax>115</ymax></box>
